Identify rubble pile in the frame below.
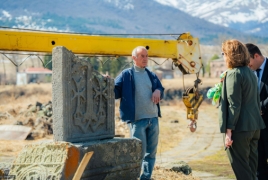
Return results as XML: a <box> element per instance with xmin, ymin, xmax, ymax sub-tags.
<box><xmin>17</xmin><ymin>101</ymin><xmax>53</xmax><ymax>139</ymax></box>
<box><xmin>0</xmin><ymin>101</ymin><xmax>53</xmax><ymax>139</ymax></box>
<box><xmin>0</xmin><ymin>101</ymin><xmax>129</xmax><ymax>139</ymax></box>
<box><xmin>23</xmin><ymin>101</ymin><xmax>53</xmax><ymax>139</ymax></box>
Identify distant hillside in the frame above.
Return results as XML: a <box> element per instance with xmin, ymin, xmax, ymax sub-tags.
<box><xmin>155</xmin><ymin>0</ymin><xmax>268</xmax><ymax>38</ymax></box>
<box><xmin>0</xmin><ymin>0</ymin><xmax>267</xmax><ymax>44</ymax></box>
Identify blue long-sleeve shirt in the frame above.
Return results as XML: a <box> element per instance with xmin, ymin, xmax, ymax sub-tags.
<box><xmin>114</xmin><ymin>67</ymin><xmax>165</xmax><ymax>123</ymax></box>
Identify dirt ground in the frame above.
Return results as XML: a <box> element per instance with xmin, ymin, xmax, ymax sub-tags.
<box><xmin>0</xmin><ymin>77</ymin><xmax>227</xmax><ymax>179</ymax></box>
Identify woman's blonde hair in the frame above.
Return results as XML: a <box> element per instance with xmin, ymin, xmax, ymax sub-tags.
<box><xmin>222</xmin><ymin>39</ymin><xmax>250</xmax><ymax>68</ymax></box>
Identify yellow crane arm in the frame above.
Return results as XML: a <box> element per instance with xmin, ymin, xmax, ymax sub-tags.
<box><xmin>0</xmin><ymin>29</ymin><xmax>203</xmax><ymax>127</ymax></box>
<box><xmin>0</xmin><ymin>30</ymin><xmax>202</xmax><ymax>74</ymax></box>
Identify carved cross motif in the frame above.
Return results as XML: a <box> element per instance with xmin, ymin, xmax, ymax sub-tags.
<box><xmin>90</xmin><ymin>75</ymin><xmax>108</xmax><ymax>132</ymax></box>
<box><xmin>71</xmin><ymin>70</ymin><xmax>108</xmax><ymax>133</ymax></box>
<box><xmin>72</xmin><ymin>76</ymin><xmax>89</xmax><ymax>133</ymax></box>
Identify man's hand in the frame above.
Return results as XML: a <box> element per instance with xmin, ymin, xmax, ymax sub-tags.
<box><xmin>152</xmin><ymin>89</ymin><xmax>161</xmax><ymax>104</ymax></box>
<box><xmin>102</xmin><ymin>74</ymin><xmax>110</xmax><ymax>78</ymax></box>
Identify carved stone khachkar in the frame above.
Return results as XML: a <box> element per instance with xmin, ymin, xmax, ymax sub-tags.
<box><xmin>9</xmin><ymin>142</ymin><xmax>80</xmax><ymax>180</ymax></box>
<box><xmin>52</xmin><ymin>46</ymin><xmax>115</xmax><ymax>142</ymax></box>
<box><xmin>8</xmin><ymin>46</ymin><xmax>142</xmax><ymax>180</ymax></box>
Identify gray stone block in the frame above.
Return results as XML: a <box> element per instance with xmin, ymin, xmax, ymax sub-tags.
<box><xmin>8</xmin><ymin>138</ymin><xmax>142</xmax><ymax>180</ymax></box>
<box><xmin>75</xmin><ymin>138</ymin><xmax>142</xmax><ymax>180</ymax></box>
<box><xmin>52</xmin><ymin>46</ymin><xmax>115</xmax><ymax>143</ymax></box>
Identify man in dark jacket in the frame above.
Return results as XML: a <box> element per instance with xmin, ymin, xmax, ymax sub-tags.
<box><xmin>246</xmin><ymin>43</ymin><xmax>268</xmax><ymax>180</ymax></box>
<box><xmin>114</xmin><ymin>46</ymin><xmax>164</xmax><ymax>180</ymax></box>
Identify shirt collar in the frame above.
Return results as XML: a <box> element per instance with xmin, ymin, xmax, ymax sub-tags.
<box><xmin>134</xmin><ymin>65</ymin><xmax>145</xmax><ymax>72</ymax></box>
<box><xmin>259</xmin><ymin>58</ymin><xmax>266</xmax><ymax>70</ymax></box>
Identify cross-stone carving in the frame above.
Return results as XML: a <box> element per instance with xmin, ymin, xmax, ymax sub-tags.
<box><xmin>9</xmin><ymin>142</ymin><xmax>77</xmax><ymax>180</ymax></box>
<box><xmin>8</xmin><ymin>47</ymin><xmax>142</xmax><ymax>180</ymax></box>
<box><xmin>72</xmin><ymin>65</ymin><xmax>110</xmax><ymax>133</ymax></box>
<box><xmin>53</xmin><ymin>47</ymin><xmax>115</xmax><ymax>142</ymax></box>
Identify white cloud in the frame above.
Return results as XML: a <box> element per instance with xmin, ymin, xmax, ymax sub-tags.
<box><xmin>1</xmin><ymin>10</ymin><xmax>12</xmax><ymax>20</ymax></box>
<box><xmin>154</xmin><ymin>0</ymin><xmax>180</xmax><ymax>6</ymax></box>
<box><xmin>247</xmin><ymin>28</ymin><xmax>261</xmax><ymax>33</ymax></box>
<box><xmin>2</xmin><ymin>10</ymin><xmax>12</xmax><ymax>18</ymax></box>
<box><xmin>104</xmin><ymin>0</ymin><xmax>134</xmax><ymax>10</ymax></box>
<box><xmin>15</xmin><ymin>15</ymin><xmax>33</xmax><ymax>25</ymax></box>
<box><xmin>13</xmin><ymin>15</ymin><xmax>65</xmax><ymax>32</ymax></box>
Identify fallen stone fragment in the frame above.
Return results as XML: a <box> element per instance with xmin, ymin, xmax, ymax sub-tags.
<box><xmin>165</xmin><ymin>161</ymin><xmax>192</xmax><ymax>175</ymax></box>
<box><xmin>0</xmin><ymin>125</ymin><xmax>31</xmax><ymax>140</ymax></box>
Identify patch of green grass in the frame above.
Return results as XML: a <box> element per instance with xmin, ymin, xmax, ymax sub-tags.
<box><xmin>188</xmin><ymin>150</ymin><xmax>235</xmax><ymax>179</ymax></box>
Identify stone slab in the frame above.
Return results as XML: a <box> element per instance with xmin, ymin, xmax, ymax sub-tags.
<box><xmin>8</xmin><ymin>138</ymin><xmax>142</xmax><ymax>180</ymax></box>
<box><xmin>52</xmin><ymin>46</ymin><xmax>115</xmax><ymax>143</ymax></box>
<box><xmin>9</xmin><ymin>142</ymin><xmax>80</xmax><ymax>180</ymax></box>
<box><xmin>0</xmin><ymin>125</ymin><xmax>31</xmax><ymax>140</ymax></box>
<box><xmin>75</xmin><ymin>138</ymin><xmax>142</xmax><ymax>180</ymax></box>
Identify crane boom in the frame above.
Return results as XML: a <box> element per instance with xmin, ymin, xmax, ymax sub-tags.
<box><xmin>0</xmin><ymin>30</ymin><xmax>202</xmax><ymax>74</ymax></box>
<box><xmin>0</xmin><ymin>29</ymin><xmax>203</xmax><ymax>130</ymax></box>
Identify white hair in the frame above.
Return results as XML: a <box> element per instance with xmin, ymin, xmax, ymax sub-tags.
<box><xmin>132</xmin><ymin>46</ymin><xmax>147</xmax><ymax>57</ymax></box>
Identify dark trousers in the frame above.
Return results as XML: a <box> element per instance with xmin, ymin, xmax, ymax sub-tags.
<box><xmin>257</xmin><ymin>127</ymin><xmax>268</xmax><ymax>180</ymax></box>
<box><xmin>226</xmin><ymin>130</ymin><xmax>260</xmax><ymax>180</ymax></box>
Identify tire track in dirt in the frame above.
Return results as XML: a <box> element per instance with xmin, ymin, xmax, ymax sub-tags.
<box><xmin>156</xmin><ymin>106</ymin><xmax>234</xmax><ymax>179</ymax></box>
<box><xmin>157</xmin><ymin>106</ymin><xmax>222</xmax><ymax>165</ymax></box>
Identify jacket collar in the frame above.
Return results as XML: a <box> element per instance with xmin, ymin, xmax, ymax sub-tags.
<box><xmin>260</xmin><ymin>57</ymin><xmax>268</xmax><ymax>91</ymax></box>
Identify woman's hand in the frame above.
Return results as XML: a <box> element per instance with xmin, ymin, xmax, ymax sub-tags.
<box><xmin>225</xmin><ymin>129</ymin><xmax>233</xmax><ymax>149</ymax></box>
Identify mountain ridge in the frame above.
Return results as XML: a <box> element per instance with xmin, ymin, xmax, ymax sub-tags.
<box><xmin>0</xmin><ymin>0</ymin><xmax>267</xmax><ymax>44</ymax></box>
<box><xmin>154</xmin><ymin>0</ymin><xmax>268</xmax><ymax>37</ymax></box>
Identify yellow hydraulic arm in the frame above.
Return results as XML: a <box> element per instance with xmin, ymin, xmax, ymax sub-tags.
<box><xmin>0</xmin><ymin>29</ymin><xmax>203</xmax><ymax>130</ymax></box>
<box><xmin>0</xmin><ymin>30</ymin><xmax>202</xmax><ymax>74</ymax></box>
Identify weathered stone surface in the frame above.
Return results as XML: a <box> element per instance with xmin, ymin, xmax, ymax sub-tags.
<box><xmin>164</xmin><ymin>161</ymin><xmax>192</xmax><ymax>175</ymax></box>
<box><xmin>52</xmin><ymin>46</ymin><xmax>115</xmax><ymax>142</ymax></box>
<box><xmin>0</xmin><ymin>125</ymin><xmax>31</xmax><ymax>140</ymax></box>
<box><xmin>9</xmin><ymin>142</ymin><xmax>80</xmax><ymax>180</ymax></box>
<box><xmin>8</xmin><ymin>138</ymin><xmax>142</xmax><ymax>180</ymax></box>
<box><xmin>75</xmin><ymin>138</ymin><xmax>142</xmax><ymax>180</ymax></box>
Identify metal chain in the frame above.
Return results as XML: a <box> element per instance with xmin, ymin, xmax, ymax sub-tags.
<box><xmin>0</xmin><ymin>52</ymin><xmax>170</xmax><ymax>68</ymax></box>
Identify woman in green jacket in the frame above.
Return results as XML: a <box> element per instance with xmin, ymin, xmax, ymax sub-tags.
<box><xmin>219</xmin><ymin>39</ymin><xmax>265</xmax><ymax>180</ymax></box>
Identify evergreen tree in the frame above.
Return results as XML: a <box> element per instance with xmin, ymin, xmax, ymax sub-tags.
<box><xmin>43</xmin><ymin>54</ymin><xmax>52</xmax><ymax>70</ymax></box>
<box><xmin>87</xmin><ymin>56</ymin><xmax>101</xmax><ymax>71</ymax></box>
<box><xmin>210</xmin><ymin>54</ymin><xmax>220</xmax><ymax>61</ymax></box>
<box><xmin>206</xmin><ymin>54</ymin><xmax>220</xmax><ymax>77</ymax></box>
<box><xmin>100</xmin><ymin>56</ymin><xmax>130</xmax><ymax>77</ymax></box>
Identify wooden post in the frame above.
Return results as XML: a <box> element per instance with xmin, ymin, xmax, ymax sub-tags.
<box><xmin>72</xmin><ymin>151</ymin><xmax>94</xmax><ymax>180</ymax></box>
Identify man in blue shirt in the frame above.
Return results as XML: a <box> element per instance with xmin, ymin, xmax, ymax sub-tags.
<box><xmin>114</xmin><ymin>46</ymin><xmax>164</xmax><ymax>180</ymax></box>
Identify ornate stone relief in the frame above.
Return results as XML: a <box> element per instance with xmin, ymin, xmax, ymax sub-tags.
<box><xmin>52</xmin><ymin>47</ymin><xmax>114</xmax><ymax>142</ymax></box>
<box><xmin>71</xmin><ymin>63</ymin><xmax>111</xmax><ymax>133</ymax></box>
<box><xmin>9</xmin><ymin>143</ymin><xmax>69</xmax><ymax>180</ymax></box>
